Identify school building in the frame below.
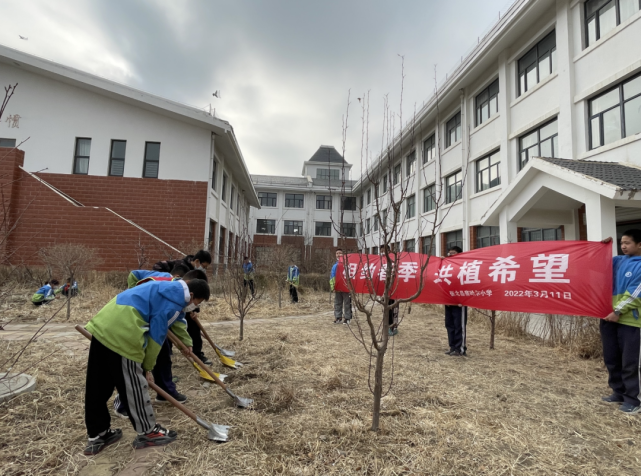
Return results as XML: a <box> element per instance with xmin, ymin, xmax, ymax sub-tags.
<box><xmin>0</xmin><ymin>44</ymin><xmax>258</xmax><ymax>271</ymax></box>
<box><xmin>354</xmin><ymin>0</ymin><xmax>641</xmax><ymax>257</ymax></box>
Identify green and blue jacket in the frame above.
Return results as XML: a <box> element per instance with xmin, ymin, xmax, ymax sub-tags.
<box><xmin>127</xmin><ymin>270</ymin><xmax>172</xmax><ymax>289</ymax></box>
<box><xmin>32</xmin><ymin>284</ymin><xmax>55</xmax><ymax>303</ymax></box>
<box><xmin>613</xmin><ymin>254</ymin><xmax>641</xmax><ymax>328</ymax></box>
<box><xmin>330</xmin><ymin>262</ymin><xmax>339</xmax><ymax>291</ymax></box>
<box><xmin>287</xmin><ymin>265</ymin><xmax>300</xmax><ymax>287</ymax></box>
<box><xmin>86</xmin><ymin>280</ymin><xmax>193</xmax><ymax>371</ymax></box>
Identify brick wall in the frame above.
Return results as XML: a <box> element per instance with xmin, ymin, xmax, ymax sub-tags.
<box><xmin>2</xmin><ymin>149</ymin><xmax>208</xmax><ymax>271</ymax></box>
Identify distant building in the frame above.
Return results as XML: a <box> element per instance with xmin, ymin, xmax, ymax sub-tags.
<box><xmin>249</xmin><ymin>145</ymin><xmax>358</xmax><ymax>270</ymax></box>
<box><xmin>0</xmin><ymin>44</ymin><xmax>258</xmax><ymax>270</ymax></box>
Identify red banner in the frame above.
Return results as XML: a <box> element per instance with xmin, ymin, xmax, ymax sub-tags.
<box><xmin>334</xmin><ymin>241</ymin><xmax>612</xmax><ymax>318</ymax></box>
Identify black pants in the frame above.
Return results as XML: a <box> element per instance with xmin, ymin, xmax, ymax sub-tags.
<box><xmin>289</xmin><ymin>285</ymin><xmax>298</xmax><ymax>303</ymax></box>
<box><xmin>152</xmin><ymin>340</ymin><xmax>177</xmax><ymax>397</ymax></box>
<box><xmin>600</xmin><ymin>320</ymin><xmax>641</xmax><ymax>406</ymax></box>
<box><xmin>388</xmin><ymin>299</ymin><xmax>398</xmax><ymax>328</ymax></box>
<box><xmin>85</xmin><ymin>337</ymin><xmax>155</xmax><ymax>438</ymax></box>
<box><xmin>244</xmin><ymin>279</ymin><xmax>255</xmax><ymax>295</ymax></box>
<box><xmin>185</xmin><ymin>313</ymin><xmax>204</xmax><ymax>359</ymax></box>
<box><xmin>445</xmin><ymin>305</ymin><xmax>467</xmax><ymax>353</ymax></box>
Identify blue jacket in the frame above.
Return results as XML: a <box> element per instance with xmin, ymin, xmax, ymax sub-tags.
<box><xmin>86</xmin><ymin>280</ymin><xmax>192</xmax><ymax>370</ymax></box>
<box><xmin>612</xmin><ymin>255</ymin><xmax>641</xmax><ymax>328</ymax></box>
<box><xmin>243</xmin><ymin>262</ymin><xmax>254</xmax><ymax>278</ymax></box>
<box><xmin>330</xmin><ymin>262</ymin><xmax>339</xmax><ymax>291</ymax></box>
<box><xmin>127</xmin><ymin>270</ymin><xmax>172</xmax><ymax>289</ymax></box>
<box><xmin>32</xmin><ymin>284</ymin><xmax>54</xmax><ymax>303</ymax></box>
<box><xmin>287</xmin><ymin>265</ymin><xmax>300</xmax><ymax>286</ymax></box>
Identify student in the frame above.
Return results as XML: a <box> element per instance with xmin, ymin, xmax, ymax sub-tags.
<box><xmin>601</xmin><ymin>230</ymin><xmax>641</xmax><ymax>414</ymax></box>
<box><xmin>287</xmin><ymin>263</ymin><xmax>300</xmax><ymax>304</ymax></box>
<box><xmin>444</xmin><ymin>246</ymin><xmax>467</xmax><ymax>356</ymax></box>
<box><xmin>83</xmin><ymin>278</ymin><xmax>209</xmax><ymax>455</ymax></box>
<box><xmin>243</xmin><ymin>256</ymin><xmax>256</xmax><ymax>297</ymax></box>
<box><xmin>32</xmin><ymin>280</ymin><xmax>60</xmax><ymax>306</ymax></box>
<box><xmin>387</xmin><ymin>298</ymin><xmax>399</xmax><ymax>336</ymax></box>
<box><xmin>114</xmin><ymin>268</ymin><xmax>208</xmax><ymax>417</ymax></box>
<box><xmin>330</xmin><ymin>249</ymin><xmax>352</xmax><ymax>324</ymax></box>
<box><xmin>127</xmin><ymin>264</ymin><xmax>190</xmax><ymax>289</ymax></box>
<box><xmin>152</xmin><ymin>250</ymin><xmax>212</xmax><ymax>274</ymax></box>
<box><xmin>59</xmin><ymin>278</ymin><xmax>79</xmax><ymax>298</ymax></box>
<box><xmin>179</xmin><ymin>270</ymin><xmax>213</xmax><ymax>366</ymax></box>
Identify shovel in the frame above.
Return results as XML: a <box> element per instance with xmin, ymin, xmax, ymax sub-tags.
<box><xmin>167</xmin><ymin>331</ymin><xmax>253</xmax><ymax>408</ymax></box>
<box><xmin>192</xmin><ymin>361</ymin><xmax>227</xmax><ymax>383</ymax></box>
<box><xmin>191</xmin><ymin>316</ymin><xmax>242</xmax><ymax>369</ymax></box>
<box><xmin>75</xmin><ymin>325</ymin><xmax>230</xmax><ymax>442</ymax></box>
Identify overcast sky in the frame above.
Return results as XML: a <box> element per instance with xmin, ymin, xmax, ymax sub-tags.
<box><xmin>1</xmin><ymin>0</ymin><xmax>512</xmax><ymax>177</ymax></box>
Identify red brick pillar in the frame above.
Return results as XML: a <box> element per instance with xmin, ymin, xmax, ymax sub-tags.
<box><xmin>0</xmin><ymin>148</ymin><xmax>25</xmax><ymax>259</ymax></box>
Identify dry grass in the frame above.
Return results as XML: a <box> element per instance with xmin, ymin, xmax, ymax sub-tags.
<box><xmin>1</xmin><ymin>300</ymin><xmax>641</xmax><ymax>475</ymax></box>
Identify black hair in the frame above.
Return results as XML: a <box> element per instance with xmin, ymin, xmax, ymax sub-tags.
<box><xmin>449</xmin><ymin>246</ymin><xmax>463</xmax><ymax>253</ymax></box>
<box><xmin>50</xmin><ymin>279</ymin><xmax>60</xmax><ymax>286</ymax></box>
<box><xmin>183</xmin><ymin>269</ymin><xmax>208</xmax><ymax>282</ymax></box>
<box><xmin>622</xmin><ymin>229</ymin><xmax>641</xmax><ymax>244</ymax></box>
<box><xmin>336</xmin><ymin>248</ymin><xmax>343</xmax><ymax>252</ymax></box>
<box><xmin>170</xmin><ymin>263</ymin><xmax>190</xmax><ymax>277</ymax></box>
<box><xmin>187</xmin><ymin>279</ymin><xmax>210</xmax><ymax>301</ymax></box>
<box><xmin>243</xmin><ymin>256</ymin><xmax>249</xmax><ymax>260</ymax></box>
<box><xmin>194</xmin><ymin>250</ymin><xmax>212</xmax><ymax>265</ymax></box>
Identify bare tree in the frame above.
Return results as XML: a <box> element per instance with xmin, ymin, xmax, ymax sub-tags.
<box><xmin>331</xmin><ymin>60</ymin><xmax>469</xmax><ymax>431</ymax></box>
<box><xmin>39</xmin><ymin>244</ymin><xmax>101</xmax><ymax>320</ymax></box>
<box><xmin>264</xmin><ymin>244</ymin><xmax>298</xmax><ymax>308</ymax></box>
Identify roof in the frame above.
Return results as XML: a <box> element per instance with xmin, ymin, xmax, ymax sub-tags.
<box><xmin>311</xmin><ymin>178</ymin><xmax>356</xmax><ymax>188</ymax></box>
<box><xmin>539</xmin><ymin>158</ymin><xmax>641</xmax><ymax>190</ymax></box>
<box><xmin>251</xmin><ymin>174</ymin><xmax>357</xmax><ymax>192</ymax></box>
<box><xmin>308</xmin><ymin>146</ymin><xmax>347</xmax><ymax>164</ymax></box>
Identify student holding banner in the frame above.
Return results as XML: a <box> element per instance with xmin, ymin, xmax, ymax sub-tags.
<box><xmin>444</xmin><ymin>246</ymin><xmax>467</xmax><ymax>356</ymax></box>
<box><xmin>601</xmin><ymin>230</ymin><xmax>641</xmax><ymax>414</ymax></box>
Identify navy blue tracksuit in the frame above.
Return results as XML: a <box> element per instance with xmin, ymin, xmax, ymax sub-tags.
<box><xmin>601</xmin><ymin>320</ymin><xmax>641</xmax><ymax>406</ymax></box>
<box><xmin>445</xmin><ymin>305</ymin><xmax>467</xmax><ymax>354</ymax></box>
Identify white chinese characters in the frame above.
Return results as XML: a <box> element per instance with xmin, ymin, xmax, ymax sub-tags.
<box><xmin>529</xmin><ymin>254</ymin><xmax>570</xmax><ymax>283</ymax></box>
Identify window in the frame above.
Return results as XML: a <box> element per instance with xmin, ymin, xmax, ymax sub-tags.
<box><xmin>317</xmin><ymin>168</ymin><xmax>340</xmax><ymax>180</ymax></box>
<box><xmin>284</xmin><ymin>220</ymin><xmax>303</xmax><ymax>235</ymax></box>
<box><xmin>445</xmin><ymin>230</ymin><xmax>463</xmax><ymax>251</ymax></box>
<box><xmin>0</xmin><ymin>138</ymin><xmax>16</xmax><ymax>147</ymax></box>
<box><xmin>365</xmin><ymin>218</ymin><xmax>371</xmax><ymax>234</ymax></box>
<box><xmin>222</xmin><ymin>173</ymin><xmax>228</xmax><ymax>202</ymax></box>
<box><xmin>406</xmin><ymin>194</ymin><xmax>416</xmax><ymax>218</ymax></box>
<box><xmin>382</xmin><ymin>174</ymin><xmax>388</xmax><ymax>193</ymax></box>
<box><xmin>521</xmin><ymin>227</ymin><xmax>563</xmax><ymax>241</ymax></box>
<box><xmin>374</xmin><ymin>183</ymin><xmax>380</xmax><ymax>199</ymax></box>
<box><xmin>422</xmin><ymin>235</ymin><xmax>436</xmax><ymax>256</ymax></box>
<box><xmin>393</xmin><ymin>164</ymin><xmax>401</xmax><ymax>185</ymax></box>
<box><xmin>589</xmin><ymin>74</ymin><xmax>641</xmax><ymax>150</ymax></box>
<box><xmin>341</xmin><ymin>223</ymin><xmax>356</xmax><ymax>237</ymax></box>
<box><xmin>230</xmin><ymin>186</ymin><xmax>235</xmax><ymax>211</ymax></box>
<box><xmin>236</xmin><ymin>193</ymin><xmax>240</xmax><ymax>215</ymax></box>
<box><xmin>373</xmin><ymin>214</ymin><xmax>379</xmax><ymax>232</ymax></box>
<box><xmin>211</xmin><ymin>160</ymin><xmax>217</xmax><ymax>191</ymax></box>
<box><xmin>316</xmin><ymin>195</ymin><xmax>332</xmax><ymax>209</ymax></box>
<box><xmin>382</xmin><ymin>209</ymin><xmax>388</xmax><ymax>227</ymax></box>
<box><xmin>476</xmin><ymin>151</ymin><xmax>501</xmax><ymax>192</ymax></box>
<box><xmin>423</xmin><ymin>135</ymin><xmax>436</xmax><ymax>164</ymax></box>
<box><xmin>476</xmin><ymin>226</ymin><xmax>500</xmax><ymax>248</ymax></box>
<box><xmin>586</xmin><ymin>0</ymin><xmax>639</xmax><ymax>47</ymax></box>
<box><xmin>258</xmin><ymin>192</ymin><xmax>277</xmax><ymax>207</ymax></box>
<box><xmin>404</xmin><ymin>239</ymin><xmax>416</xmax><ymax>252</ymax></box>
<box><xmin>256</xmin><ymin>219</ymin><xmax>275</xmax><ymax>234</ymax></box>
<box><xmin>446</xmin><ymin>112</ymin><xmax>461</xmax><ymax>147</ymax></box>
<box><xmin>143</xmin><ymin>142</ymin><xmax>160</xmax><ymax>178</ymax></box>
<box><xmin>285</xmin><ymin>193</ymin><xmax>304</xmax><ymax>208</ymax></box>
<box><xmin>108</xmin><ymin>140</ymin><xmax>126</xmax><ymax>176</ymax></box>
<box><xmin>406</xmin><ymin>151</ymin><xmax>416</xmax><ymax>176</ymax></box>
<box><xmin>475</xmin><ymin>79</ymin><xmax>499</xmax><ymax>126</ymax></box>
<box><xmin>518</xmin><ymin>31</ymin><xmax>556</xmax><ymax>96</ymax></box>
<box><xmin>73</xmin><ymin>138</ymin><xmax>91</xmax><ymax>174</ymax></box>
<box><xmin>423</xmin><ymin>184</ymin><xmax>436</xmax><ymax>212</ymax></box>
<box><xmin>445</xmin><ymin>171</ymin><xmax>463</xmax><ymax>204</ymax></box>
<box><xmin>367</xmin><ymin>188</ymin><xmax>372</xmax><ymax>205</ymax></box>
<box><xmin>315</xmin><ymin>222</ymin><xmax>332</xmax><ymax>236</ymax></box>
<box><xmin>341</xmin><ymin>196</ymin><xmax>357</xmax><ymax>210</ymax></box>
<box><xmin>519</xmin><ymin>118</ymin><xmax>558</xmax><ymax>169</ymax></box>
<box><xmin>372</xmin><ymin>246</ymin><xmax>379</xmax><ymax>255</ymax></box>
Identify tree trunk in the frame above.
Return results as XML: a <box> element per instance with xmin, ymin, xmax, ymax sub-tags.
<box><xmin>370</xmin><ymin>346</ymin><xmax>387</xmax><ymax>431</ymax></box>
<box><xmin>278</xmin><ymin>285</ymin><xmax>282</xmax><ymax>308</ymax></box>
<box><xmin>66</xmin><ymin>274</ymin><xmax>72</xmax><ymax>320</ymax></box>
<box><xmin>489</xmin><ymin>310</ymin><xmax>496</xmax><ymax>350</ymax></box>
<box><xmin>239</xmin><ymin>316</ymin><xmax>244</xmax><ymax>341</ymax></box>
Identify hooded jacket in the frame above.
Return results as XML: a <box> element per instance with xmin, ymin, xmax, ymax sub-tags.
<box><xmin>330</xmin><ymin>262</ymin><xmax>339</xmax><ymax>292</ymax></box>
<box><xmin>32</xmin><ymin>284</ymin><xmax>55</xmax><ymax>303</ymax></box>
<box><xmin>287</xmin><ymin>265</ymin><xmax>300</xmax><ymax>286</ymax></box>
<box><xmin>127</xmin><ymin>270</ymin><xmax>172</xmax><ymax>289</ymax></box>
<box><xmin>612</xmin><ymin>254</ymin><xmax>641</xmax><ymax>328</ymax></box>
<box><xmin>86</xmin><ymin>280</ymin><xmax>193</xmax><ymax>371</ymax></box>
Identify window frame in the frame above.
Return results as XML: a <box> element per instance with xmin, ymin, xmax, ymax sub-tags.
<box><xmin>142</xmin><ymin>141</ymin><xmax>161</xmax><ymax>179</ymax></box>
<box><xmin>0</xmin><ymin>138</ymin><xmax>16</xmax><ymax>148</ymax></box>
<box><xmin>315</xmin><ymin>221</ymin><xmax>332</xmax><ymax>237</ymax></box>
<box><xmin>284</xmin><ymin>220</ymin><xmax>303</xmax><ymax>235</ymax></box>
<box><xmin>367</xmin><ymin>188</ymin><xmax>372</xmax><ymax>205</ymax></box>
<box><xmin>222</xmin><ymin>173</ymin><xmax>228</xmax><ymax>202</ymax></box>
<box><xmin>365</xmin><ymin>218</ymin><xmax>371</xmax><ymax>234</ymax></box>
<box><xmin>423</xmin><ymin>183</ymin><xmax>436</xmax><ymax>213</ymax></box>
<box><xmin>373</xmin><ymin>214</ymin><xmax>379</xmax><ymax>232</ymax></box>
<box><xmin>476</xmin><ymin>226</ymin><xmax>500</xmax><ymax>248</ymax></box>
<box><xmin>585</xmin><ymin>0</ymin><xmax>640</xmax><ymax>47</ymax></box>
<box><xmin>404</xmin><ymin>239</ymin><xmax>416</xmax><ymax>252</ymax></box>
<box><xmin>475</xmin><ymin>79</ymin><xmax>499</xmax><ymax>127</ymax></box>
<box><xmin>258</xmin><ymin>192</ymin><xmax>277</xmax><ymax>207</ymax></box>
<box><xmin>475</xmin><ymin>151</ymin><xmax>501</xmax><ymax>193</ymax></box>
<box><xmin>406</xmin><ymin>150</ymin><xmax>416</xmax><ymax>176</ymax></box>
<box><xmin>422</xmin><ymin>235</ymin><xmax>436</xmax><ymax>256</ymax></box>
<box><xmin>316</xmin><ymin>194</ymin><xmax>332</xmax><ymax>210</ymax></box>
<box><xmin>517</xmin><ymin>30</ymin><xmax>556</xmax><ymax>96</ymax></box>
<box><xmin>285</xmin><ymin>193</ymin><xmax>304</xmax><ymax>208</ymax></box>
<box><xmin>73</xmin><ymin>137</ymin><xmax>91</xmax><ymax>175</ymax></box>
<box><xmin>423</xmin><ymin>134</ymin><xmax>436</xmax><ymax>164</ymax></box>
<box><xmin>445</xmin><ymin>171</ymin><xmax>463</xmax><ymax>204</ymax></box>
<box><xmin>446</xmin><ymin>112</ymin><xmax>461</xmax><ymax>148</ymax></box>
<box><xmin>317</xmin><ymin>168</ymin><xmax>340</xmax><ymax>180</ymax></box>
<box><xmin>230</xmin><ymin>185</ymin><xmax>235</xmax><ymax>212</ymax></box>
<box><xmin>108</xmin><ymin>139</ymin><xmax>126</xmax><ymax>177</ymax></box>
<box><xmin>518</xmin><ymin>118</ymin><xmax>559</xmax><ymax>170</ymax></box>
<box><xmin>445</xmin><ymin>229</ymin><xmax>464</xmax><ymax>251</ymax></box>
<box><xmin>341</xmin><ymin>222</ymin><xmax>356</xmax><ymax>237</ymax></box>
<box><xmin>393</xmin><ymin>164</ymin><xmax>401</xmax><ymax>185</ymax></box>
<box><xmin>341</xmin><ymin>196</ymin><xmax>357</xmax><ymax>211</ymax></box>
<box><xmin>382</xmin><ymin>174</ymin><xmax>388</xmax><ymax>193</ymax></box>
<box><xmin>521</xmin><ymin>227</ymin><xmax>563</xmax><ymax>242</ymax></box>
<box><xmin>211</xmin><ymin>160</ymin><xmax>217</xmax><ymax>191</ymax></box>
<box><xmin>406</xmin><ymin>194</ymin><xmax>416</xmax><ymax>219</ymax></box>
<box><xmin>256</xmin><ymin>219</ymin><xmax>276</xmax><ymax>235</ymax></box>
<box><xmin>588</xmin><ymin>72</ymin><xmax>641</xmax><ymax>150</ymax></box>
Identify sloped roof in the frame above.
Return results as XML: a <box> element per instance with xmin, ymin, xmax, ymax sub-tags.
<box><xmin>308</xmin><ymin>145</ymin><xmax>347</xmax><ymax>164</ymax></box>
<box><xmin>539</xmin><ymin>158</ymin><xmax>641</xmax><ymax>190</ymax></box>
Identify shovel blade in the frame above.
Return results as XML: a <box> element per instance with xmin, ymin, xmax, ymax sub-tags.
<box><xmin>193</xmin><ymin>362</ymin><xmax>227</xmax><ymax>382</ymax></box>
<box><xmin>216</xmin><ymin>345</ymin><xmax>235</xmax><ymax>357</ymax></box>
<box><xmin>214</xmin><ymin>347</ymin><xmax>242</xmax><ymax>369</ymax></box>
<box><xmin>225</xmin><ymin>387</ymin><xmax>253</xmax><ymax>408</ymax></box>
<box><xmin>196</xmin><ymin>417</ymin><xmax>230</xmax><ymax>442</ymax></box>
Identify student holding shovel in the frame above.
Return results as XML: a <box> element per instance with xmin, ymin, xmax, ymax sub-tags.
<box><xmin>82</xmin><ymin>278</ymin><xmax>209</xmax><ymax>455</ymax></box>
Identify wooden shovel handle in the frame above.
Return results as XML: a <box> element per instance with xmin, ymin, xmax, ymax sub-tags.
<box><xmin>74</xmin><ymin>325</ymin><xmax>199</xmax><ymax>423</ymax></box>
<box><xmin>166</xmin><ymin>330</ymin><xmax>227</xmax><ymax>391</ymax></box>
<box><xmin>190</xmin><ymin>316</ymin><xmax>218</xmax><ymax>353</ymax></box>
